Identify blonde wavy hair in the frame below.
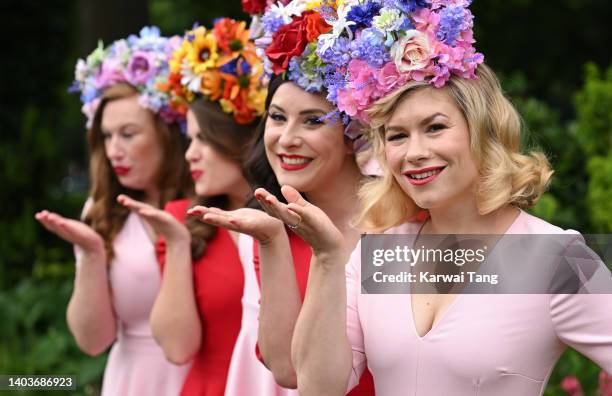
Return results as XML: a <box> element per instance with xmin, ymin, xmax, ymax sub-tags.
<box><xmin>354</xmin><ymin>64</ymin><xmax>553</xmax><ymax>232</ymax></box>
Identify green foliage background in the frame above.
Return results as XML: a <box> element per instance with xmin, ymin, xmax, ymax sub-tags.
<box><xmin>0</xmin><ymin>0</ymin><xmax>610</xmax><ymax>395</ymax></box>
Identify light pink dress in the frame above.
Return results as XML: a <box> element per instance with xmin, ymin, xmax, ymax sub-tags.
<box><xmin>223</xmin><ymin>234</ymin><xmax>300</xmax><ymax>396</ymax></box>
<box><xmin>75</xmin><ymin>206</ymin><xmax>190</xmax><ymax>395</ymax></box>
<box><xmin>346</xmin><ymin>210</ymin><xmax>612</xmax><ymax>396</ymax></box>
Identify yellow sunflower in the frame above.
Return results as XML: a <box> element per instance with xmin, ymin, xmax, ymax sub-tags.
<box><xmin>186</xmin><ymin>27</ymin><xmax>219</xmax><ymax>74</ymax></box>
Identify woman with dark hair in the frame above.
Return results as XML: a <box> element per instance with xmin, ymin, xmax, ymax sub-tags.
<box><xmin>117</xmin><ymin>19</ymin><xmax>266</xmax><ymax>396</ymax></box>
<box><xmin>35</xmin><ymin>27</ymin><xmax>192</xmax><ymax>395</ymax></box>
<box><xmin>187</xmin><ymin>4</ymin><xmax>376</xmax><ymax>395</ymax></box>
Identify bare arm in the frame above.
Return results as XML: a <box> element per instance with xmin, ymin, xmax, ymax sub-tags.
<box><xmin>257</xmin><ymin>232</ymin><xmax>302</xmax><ymax>388</ymax></box>
<box><xmin>291</xmin><ymin>253</ymin><xmax>352</xmax><ymax>396</ymax></box>
<box><xmin>188</xmin><ymin>198</ymin><xmax>301</xmax><ymax>387</ymax></box>
<box><xmin>36</xmin><ymin>210</ymin><xmax>117</xmax><ymax>355</ymax></box>
<box><xmin>118</xmin><ymin>195</ymin><xmax>201</xmax><ymax>364</ymax></box>
<box><xmin>150</xmin><ymin>237</ymin><xmax>201</xmax><ymax>364</ymax></box>
<box><xmin>255</xmin><ymin>186</ymin><xmax>354</xmax><ymax>394</ymax></box>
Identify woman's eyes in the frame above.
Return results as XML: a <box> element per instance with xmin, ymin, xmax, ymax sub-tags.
<box><xmin>427</xmin><ymin>123</ymin><xmax>447</xmax><ymax>132</ymax></box>
<box><xmin>386</xmin><ymin>133</ymin><xmax>407</xmax><ymax>142</ymax></box>
<box><xmin>269</xmin><ymin>113</ymin><xmax>324</xmax><ymax>126</ymax></box>
<box><xmin>304</xmin><ymin>116</ymin><xmax>324</xmax><ymax>126</ymax></box>
<box><xmin>269</xmin><ymin>113</ymin><xmax>286</xmax><ymax>122</ymax></box>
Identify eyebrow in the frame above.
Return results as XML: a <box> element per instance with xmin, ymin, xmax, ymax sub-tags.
<box><xmin>385</xmin><ymin>112</ymin><xmax>449</xmax><ymax>133</ymax></box>
<box><xmin>269</xmin><ymin>104</ymin><xmax>327</xmax><ymax>115</ymax></box>
<box><xmin>100</xmin><ymin>122</ymin><xmax>141</xmax><ymax>133</ymax></box>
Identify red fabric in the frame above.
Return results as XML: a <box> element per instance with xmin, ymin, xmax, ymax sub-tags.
<box><xmin>253</xmin><ymin>232</ymin><xmax>376</xmax><ymax>395</ymax></box>
<box><xmin>157</xmin><ymin>199</ymin><xmax>244</xmax><ymax>396</ymax></box>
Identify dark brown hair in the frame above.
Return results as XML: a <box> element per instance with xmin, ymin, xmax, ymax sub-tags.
<box><xmin>244</xmin><ymin>75</ymin><xmax>288</xmax><ymax>209</ymax></box>
<box><xmin>186</xmin><ymin>97</ymin><xmax>260</xmax><ymax>259</ymax></box>
<box><xmin>84</xmin><ymin>84</ymin><xmax>192</xmax><ymax>260</ymax></box>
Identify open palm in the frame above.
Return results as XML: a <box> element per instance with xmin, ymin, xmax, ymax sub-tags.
<box><xmin>188</xmin><ymin>206</ymin><xmax>284</xmax><ymax>245</ymax></box>
<box><xmin>116</xmin><ymin>194</ymin><xmax>189</xmax><ymax>243</ymax></box>
<box><xmin>35</xmin><ymin>210</ymin><xmax>105</xmax><ymax>255</ymax></box>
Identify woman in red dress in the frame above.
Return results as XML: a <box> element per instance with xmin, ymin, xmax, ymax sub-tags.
<box><xmin>189</xmin><ymin>67</ymin><xmax>376</xmax><ymax>396</ymax></box>
<box><xmin>118</xmin><ymin>19</ymin><xmax>265</xmax><ymax>396</ymax></box>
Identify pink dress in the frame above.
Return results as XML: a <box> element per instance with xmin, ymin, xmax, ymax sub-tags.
<box><xmin>74</xmin><ymin>207</ymin><xmax>190</xmax><ymax>395</ymax></box>
<box><xmin>346</xmin><ymin>210</ymin><xmax>612</xmax><ymax>396</ymax></box>
<box><xmin>223</xmin><ymin>234</ymin><xmax>300</xmax><ymax>396</ymax></box>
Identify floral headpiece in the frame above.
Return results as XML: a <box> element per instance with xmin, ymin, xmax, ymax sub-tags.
<box><xmin>71</xmin><ymin>26</ymin><xmax>186</xmax><ymax>128</ymax></box>
<box><xmin>316</xmin><ymin>0</ymin><xmax>484</xmax><ymax>122</ymax></box>
<box><xmin>166</xmin><ymin>18</ymin><xmax>267</xmax><ymax>125</ymax></box>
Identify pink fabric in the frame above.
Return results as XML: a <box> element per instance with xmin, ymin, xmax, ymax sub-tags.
<box><xmin>345</xmin><ymin>210</ymin><xmax>612</xmax><ymax>395</ymax></box>
<box><xmin>74</xmin><ymin>205</ymin><xmax>189</xmax><ymax>396</ymax></box>
<box><xmin>224</xmin><ymin>234</ymin><xmax>300</xmax><ymax>396</ymax></box>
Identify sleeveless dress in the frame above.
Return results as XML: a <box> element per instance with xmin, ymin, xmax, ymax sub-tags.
<box><xmin>246</xmin><ymin>232</ymin><xmax>376</xmax><ymax>396</ymax></box>
<box><xmin>158</xmin><ymin>199</ymin><xmax>244</xmax><ymax>396</ymax></box>
<box><xmin>74</xmin><ymin>202</ymin><xmax>190</xmax><ymax>396</ymax></box>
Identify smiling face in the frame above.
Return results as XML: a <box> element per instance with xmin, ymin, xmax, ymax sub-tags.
<box><xmin>383</xmin><ymin>87</ymin><xmax>479</xmax><ymax>210</ymax></box>
<box><xmin>263</xmin><ymin>82</ymin><xmax>352</xmax><ymax>193</ymax></box>
<box><xmin>101</xmin><ymin>94</ymin><xmax>163</xmax><ymax>192</ymax></box>
<box><xmin>185</xmin><ymin>109</ymin><xmax>247</xmax><ymax>198</ymax></box>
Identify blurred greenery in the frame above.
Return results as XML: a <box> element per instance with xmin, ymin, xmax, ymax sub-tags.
<box><xmin>0</xmin><ymin>0</ymin><xmax>610</xmax><ymax>395</ymax></box>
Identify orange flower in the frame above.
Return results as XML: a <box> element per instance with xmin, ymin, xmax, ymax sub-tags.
<box><xmin>214</xmin><ymin>18</ymin><xmax>249</xmax><ymax>55</ymax></box>
<box><xmin>304</xmin><ymin>12</ymin><xmax>332</xmax><ymax>42</ymax></box>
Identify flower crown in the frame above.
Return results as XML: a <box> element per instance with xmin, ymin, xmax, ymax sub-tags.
<box><xmin>317</xmin><ymin>0</ymin><xmax>484</xmax><ymax>122</ymax></box>
<box><xmin>256</xmin><ymin>0</ymin><xmax>483</xmax><ymax>123</ymax></box>
<box><xmin>71</xmin><ymin>26</ymin><xmax>186</xmax><ymax>128</ymax></box>
<box><xmin>166</xmin><ymin>18</ymin><xmax>267</xmax><ymax>125</ymax></box>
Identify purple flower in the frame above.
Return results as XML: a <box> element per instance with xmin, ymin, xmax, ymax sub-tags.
<box><xmin>261</xmin><ymin>12</ymin><xmax>285</xmax><ymax>34</ymax></box>
<box><xmin>317</xmin><ymin>36</ymin><xmax>352</xmax><ymax>69</ymax></box>
<box><xmin>437</xmin><ymin>5</ymin><xmax>471</xmax><ymax>45</ymax></box>
<box><xmin>125</xmin><ymin>51</ymin><xmax>157</xmax><ymax>85</ymax></box>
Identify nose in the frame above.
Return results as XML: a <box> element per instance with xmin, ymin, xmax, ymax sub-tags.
<box><xmin>403</xmin><ymin>133</ymin><xmax>432</xmax><ymax>164</ymax></box>
<box><xmin>185</xmin><ymin>139</ymin><xmax>200</xmax><ymax>163</ymax></box>
<box><xmin>277</xmin><ymin>120</ymin><xmax>301</xmax><ymax>149</ymax></box>
<box><xmin>105</xmin><ymin>134</ymin><xmax>124</xmax><ymax>161</ymax></box>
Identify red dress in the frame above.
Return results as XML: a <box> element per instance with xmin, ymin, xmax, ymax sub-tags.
<box><xmin>253</xmin><ymin>232</ymin><xmax>376</xmax><ymax>396</ymax></box>
<box><xmin>157</xmin><ymin>199</ymin><xmax>244</xmax><ymax>396</ymax></box>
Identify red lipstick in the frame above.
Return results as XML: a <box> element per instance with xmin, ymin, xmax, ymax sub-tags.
<box><xmin>191</xmin><ymin>170</ymin><xmax>203</xmax><ymax>181</ymax></box>
<box><xmin>404</xmin><ymin>166</ymin><xmax>445</xmax><ymax>186</ymax></box>
<box><xmin>279</xmin><ymin>154</ymin><xmax>312</xmax><ymax>171</ymax></box>
<box><xmin>113</xmin><ymin>166</ymin><xmax>131</xmax><ymax>176</ymax></box>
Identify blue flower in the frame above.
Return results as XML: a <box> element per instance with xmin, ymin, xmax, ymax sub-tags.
<box><xmin>383</xmin><ymin>0</ymin><xmax>427</xmax><ymax>14</ymax></box>
<box><xmin>346</xmin><ymin>2</ymin><xmax>382</xmax><ymax>31</ymax></box>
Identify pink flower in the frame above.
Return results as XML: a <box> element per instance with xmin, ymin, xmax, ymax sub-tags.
<box><xmin>390</xmin><ymin>30</ymin><xmax>432</xmax><ymax>73</ymax></box>
<box><xmin>125</xmin><ymin>51</ymin><xmax>157</xmax><ymax>85</ymax></box>
<box><xmin>376</xmin><ymin>61</ymin><xmax>408</xmax><ymax>95</ymax></box>
<box><xmin>95</xmin><ymin>58</ymin><xmax>125</xmax><ymax>89</ymax></box>
<box><xmin>560</xmin><ymin>376</ymin><xmax>584</xmax><ymax>396</ymax></box>
<box><xmin>600</xmin><ymin>370</ymin><xmax>612</xmax><ymax>396</ymax></box>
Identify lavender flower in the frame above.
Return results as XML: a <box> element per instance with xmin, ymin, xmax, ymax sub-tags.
<box><xmin>437</xmin><ymin>4</ymin><xmax>471</xmax><ymax>45</ymax></box>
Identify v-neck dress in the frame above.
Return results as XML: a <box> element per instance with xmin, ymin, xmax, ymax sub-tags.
<box><xmin>74</xmin><ymin>202</ymin><xmax>190</xmax><ymax>396</ymax></box>
<box><xmin>345</xmin><ymin>210</ymin><xmax>612</xmax><ymax>396</ymax></box>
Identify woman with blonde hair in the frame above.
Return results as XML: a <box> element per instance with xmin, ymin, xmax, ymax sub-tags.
<box><xmin>245</xmin><ymin>1</ymin><xmax>612</xmax><ymax>395</ymax></box>
<box><xmin>35</xmin><ymin>27</ymin><xmax>192</xmax><ymax>395</ymax></box>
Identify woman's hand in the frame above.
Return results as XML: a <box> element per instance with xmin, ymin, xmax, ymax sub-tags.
<box><xmin>117</xmin><ymin>195</ymin><xmax>189</xmax><ymax>244</ymax></box>
<box><xmin>255</xmin><ymin>186</ymin><xmax>347</xmax><ymax>261</ymax></box>
<box><xmin>187</xmin><ymin>205</ymin><xmax>285</xmax><ymax>246</ymax></box>
<box><xmin>35</xmin><ymin>210</ymin><xmax>105</xmax><ymax>259</ymax></box>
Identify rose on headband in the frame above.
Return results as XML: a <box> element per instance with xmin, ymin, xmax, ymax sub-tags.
<box><xmin>391</xmin><ymin>30</ymin><xmax>431</xmax><ymax>73</ymax></box>
<box><xmin>265</xmin><ymin>12</ymin><xmax>330</xmax><ymax>75</ymax></box>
